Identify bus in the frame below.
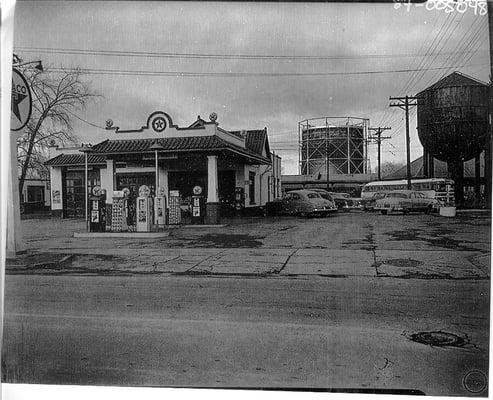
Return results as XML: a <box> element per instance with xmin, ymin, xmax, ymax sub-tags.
<box><xmin>361</xmin><ymin>178</ymin><xmax>455</xmax><ymax>205</ymax></box>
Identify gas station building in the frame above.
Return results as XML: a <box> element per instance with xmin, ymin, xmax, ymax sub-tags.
<box><xmin>45</xmin><ymin>111</ymin><xmax>282</xmax><ymax>230</ymax></box>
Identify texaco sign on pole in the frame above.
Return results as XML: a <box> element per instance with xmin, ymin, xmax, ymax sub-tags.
<box><xmin>7</xmin><ymin>68</ymin><xmax>31</xmax><ymax>256</ymax></box>
<box><xmin>11</xmin><ymin>68</ymin><xmax>32</xmax><ymax>131</ymax></box>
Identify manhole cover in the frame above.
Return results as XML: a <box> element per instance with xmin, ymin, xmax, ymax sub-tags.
<box><xmin>409</xmin><ymin>331</ymin><xmax>468</xmax><ymax>347</ymax></box>
<box><xmin>463</xmin><ymin>370</ymin><xmax>487</xmax><ymax>393</ymax></box>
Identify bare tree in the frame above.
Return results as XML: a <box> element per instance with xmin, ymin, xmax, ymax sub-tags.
<box><xmin>16</xmin><ymin>66</ymin><xmax>99</xmax><ymax>194</ymax></box>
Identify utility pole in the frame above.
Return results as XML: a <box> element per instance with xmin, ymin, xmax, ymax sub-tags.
<box><xmin>368</xmin><ymin>127</ymin><xmax>391</xmax><ymax>181</ymax></box>
<box><xmin>325</xmin><ymin>131</ymin><xmax>330</xmax><ymax>191</ymax></box>
<box><xmin>389</xmin><ymin>96</ymin><xmax>418</xmax><ymax>190</ymax></box>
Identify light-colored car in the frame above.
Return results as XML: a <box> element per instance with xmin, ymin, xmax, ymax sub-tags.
<box><xmin>375</xmin><ymin>190</ymin><xmax>439</xmax><ymax>215</ymax></box>
<box><xmin>273</xmin><ymin>189</ymin><xmax>337</xmax><ymax>217</ymax></box>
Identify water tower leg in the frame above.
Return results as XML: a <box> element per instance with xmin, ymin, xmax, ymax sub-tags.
<box><xmin>423</xmin><ymin>149</ymin><xmax>429</xmax><ymax>178</ymax></box>
<box><xmin>449</xmin><ymin>160</ymin><xmax>464</xmax><ymax>207</ymax></box>
<box><xmin>475</xmin><ymin>154</ymin><xmax>481</xmax><ymax>202</ymax></box>
<box><xmin>429</xmin><ymin>155</ymin><xmax>435</xmax><ymax>178</ymax></box>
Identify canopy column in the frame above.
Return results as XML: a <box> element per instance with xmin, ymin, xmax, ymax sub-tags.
<box><xmin>206</xmin><ymin>154</ymin><xmax>220</xmax><ymax>224</ymax></box>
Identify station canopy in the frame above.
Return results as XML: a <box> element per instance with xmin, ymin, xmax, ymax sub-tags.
<box><xmin>46</xmin><ymin>133</ymin><xmax>272</xmax><ymax>166</ymax></box>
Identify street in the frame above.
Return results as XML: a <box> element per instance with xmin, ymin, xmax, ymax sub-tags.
<box><xmin>3</xmin><ymin>211</ymin><xmax>491</xmax><ymax>396</ymax></box>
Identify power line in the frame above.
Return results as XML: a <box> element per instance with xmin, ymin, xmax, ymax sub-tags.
<box><xmin>418</xmin><ymin>16</ymin><xmax>487</xmax><ymax>91</ymax></box>
<box><xmin>377</xmin><ymin>12</ymin><xmax>453</xmax><ymax>127</ymax></box>
<box><xmin>62</xmin><ymin>107</ymin><xmax>106</xmax><ymax>130</ymax></box>
<box><xmin>424</xmin><ymin>17</ymin><xmax>488</xmax><ymax>87</ymax></box>
<box><xmin>13</xmin><ymin>46</ymin><xmax>488</xmax><ymax>61</ymax></box>
<box><xmin>37</xmin><ymin>63</ymin><xmax>488</xmax><ymax>78</ymax></box>
<box><xmin>401</xmin><ymin>12</ymin><xmax>460</xmax><ymax>94</ymax></box>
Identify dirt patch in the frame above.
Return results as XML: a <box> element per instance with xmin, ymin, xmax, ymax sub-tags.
<box><xmin>278</xmin><ymin>225</ymin><xmax>296</xmax><ymax>232</ymax></box>
<box><xmin>185</xmin><ymin>234</ymin><xmax>264</xmax><ymax>248</ymax></box>
<box><xmin>6</xmin><ymin>254</ymin><xmax>131</xmax><ymax>276</ymax></box>
<box><xmin>342</xmin><ymin>223</ymin><xmax>375</xmax><ymax>247</ymax></box>
<box><xmin>382</xmin><ymin>258</ymin><xmax>423</xmax><ymax>268</ymax></box>
<box><xmin>384</xmin><ymin>229</ymin><xmax>483</xmax><ymax>252</ymax></box>
<box><xmin>384</xmin><ymin>229</ymin><xmax>421</xmax><ymax>241</ymax></box>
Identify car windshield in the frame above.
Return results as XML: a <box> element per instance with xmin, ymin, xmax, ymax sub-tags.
<box><xmin>386</xmin><ymin>192</ymin><xmax>408</xmax><ymax>198</ymax></box>
<box><xmin>307</xmin><ymin>193</ymin><xmax>321</xmax><ymax>199</ymax></box>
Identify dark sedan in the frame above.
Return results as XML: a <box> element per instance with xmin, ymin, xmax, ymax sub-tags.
<box><xmin>266</xmin><ymin>189</ymin><xmax>337</xmax><ymax>217</ymax></box>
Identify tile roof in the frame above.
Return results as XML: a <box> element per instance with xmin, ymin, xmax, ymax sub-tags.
<box><xmin>89</xmin><ymin>135</ymin><xmax>271</xmax><ymax>164</ymax></box>
<box><xmin>245</xmin><ymin>130</ymin><xmax>266</xmax><ymax>155</ymax></box>
<box><xmin>45</xmin><ymin>154</ymin><xmax>106</xmax><ymax>166</ymax></box>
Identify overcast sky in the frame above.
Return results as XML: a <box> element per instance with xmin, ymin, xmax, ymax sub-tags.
<box><xmin>13</xmin><ymin>1</ymin><xmax>490</xmax><ymax>174</ymax></box>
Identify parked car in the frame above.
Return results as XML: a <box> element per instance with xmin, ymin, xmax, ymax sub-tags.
<box><xmin>374</xmin><ymin>190</ymin><xmax>440</xmax><ymax>215</ymax></box>
<box><xmin>328</xmin><ymin>192</ymin><xmax>351</xmax><ymax>211</ymax></box>
<box><xmin>310</xmin><ymin>189</ymin><xmax>348</xmax><ymax>211</ymax></box>
<box><xmin>361</xmin><ymin>192</ymin><xmax>387</xmax><ymax>211</ymax></box>
<box><xmin>268</xmin><ymin>189</ymin><xmax>337</xmax><ymax>217</ymax></box>
<box><xmin>347</xmin><ymin>196</ymin><xmax>363</xmax><ymax>210</ymax></box>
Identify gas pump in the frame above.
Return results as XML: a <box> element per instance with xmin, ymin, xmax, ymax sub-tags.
<box><xmin>89</xmin><ymin>185</ymin><xmax>106</xmax><ymax>232</ymax></box>
<box><xmin>111</xmin><ymin>190</ymin><xmax>128</xmax><ymax>232</ymax></box>
<box><xmin>191</xmin><ymin>185</ymin><xmax>205</xmax><ymax>224</ymax></box>
<box><xmin>154</xmin><ymin>186</ymin><xmax>167</xmax><ymax>226</ymax></box>
<box><xmin>136</xmin><ymin>185</ymin><xmax>153</xmax><ymax>232</ymax></box>
<box><xmin>168</xmin><ymin>190</ymin><xmax>181</xmax><ymax>225</ymax></box>
<box><xmin>234</xmin><ymin>187</ymin><xmax>245</xmax><ymax>216</ymax></box>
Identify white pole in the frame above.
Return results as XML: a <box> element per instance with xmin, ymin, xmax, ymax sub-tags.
<box><xmin>85</xmin><ymin>151</ymin><xmax>88</xmax><ymax>230</ymax></box>
<box><xmin>3</xmin><ymin>2</ymin><xmax>25</xmax><ymax>257</ymax></box>
<box><xmin>155</xmin><ymin>150</ymin><xmax>159</xmax><ymax>192</ymax></box>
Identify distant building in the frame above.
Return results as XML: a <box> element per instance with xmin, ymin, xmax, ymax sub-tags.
<box><xmin>19</xmin><ymin>167</ymin><xmax>50</xmax><ymax>214</ymax></box>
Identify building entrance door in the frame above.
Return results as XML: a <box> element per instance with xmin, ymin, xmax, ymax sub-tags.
<box><xmin>219</xmin><ymin>170</ymin><xmax>236</xmax><ymax>217</ymax></box>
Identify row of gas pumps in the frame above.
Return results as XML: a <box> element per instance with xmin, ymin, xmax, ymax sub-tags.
<box><xmin>88</xmin><ymin>185</ymin><xmax>247</xmax><ymax>233</ymax></box>
<box><xmin>88</xmin><ymin>184</ymin><xmax>207</xmax><ymax>233</ymax></box>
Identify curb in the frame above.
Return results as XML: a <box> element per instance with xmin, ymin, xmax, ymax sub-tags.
<box><xmin>74</xmin><ymin>232</ymin><xmax>170</xmax><ymax>238</ymax></box>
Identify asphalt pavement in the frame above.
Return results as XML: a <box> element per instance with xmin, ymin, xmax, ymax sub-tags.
<box><xmin>2</xmin><ymin>211</ymin><xmax>491</xmax><ymax>395</ymax></box>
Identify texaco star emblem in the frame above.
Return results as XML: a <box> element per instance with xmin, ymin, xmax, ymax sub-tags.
<box><xmin>11</xmin><ymin>84</ymin><xmax>27</xmax><ymax>122</ymax></box>
<box><xmin>11</xmin><ymin>69</ymin><xmax>32</xmax><ymax>131</ymax></box>
<box><xmin>152</xmin><ymin>116</ymin><xmax>166</xmax><ymax>132</ymax></box>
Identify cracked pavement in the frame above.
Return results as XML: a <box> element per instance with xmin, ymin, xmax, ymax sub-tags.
<box><xmin>3</xmin><ymin>211</ymin><xmax>490</xmax><ymax>395</ymax></box>
<box><xmin>8</xmin><ymin>211</ymin><xmax>491</xmax><ymax>279</ymax></box>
